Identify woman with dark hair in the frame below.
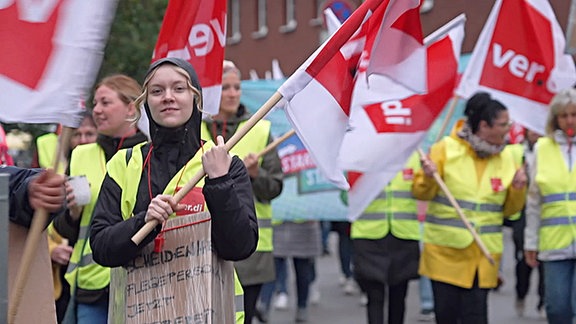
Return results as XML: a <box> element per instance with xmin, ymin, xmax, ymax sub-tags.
<box><xmin>413</xmin><ymin>92</ymin><xmax>527</xmax><ymax>323</ymax></box>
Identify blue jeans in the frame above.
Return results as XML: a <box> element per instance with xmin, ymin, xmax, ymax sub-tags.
<box><xmin>272</xmin><ymin>256</ymin><xmax>315</xmax><ymax>308</ymax></box>
<box><xmin>76</xmin><ymin>299</ymin><xmax>108</xmax><ymax>323</ymax></box>
<box><xmin>543</xmin><ymin>259</ymin><xmax>576</xmax><ymax>324</ymax></box>
<box><xmin>275</xmin><ymin>257</ymin><xmax>288</xmax><ymax>294</ymax></box>
<box><xmin>419</xmin><ymin>275</ymin><xmax>434</xmax><ymax>311</ymax></box>
<box><xmin>332</xmin><ymin>222</ymin><xmax>353</xmax><ymax>278</ymax></box>
<box><xmin>293</xmin><ymin>257</ymin><xmax>314</xmax><ymax>308</ymax></box>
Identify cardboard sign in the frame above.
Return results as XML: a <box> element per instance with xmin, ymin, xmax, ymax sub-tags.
<box><xmin>8</xmin><ymin>223</ymin><xmax>56</xmax><ymax>323</ymax></box>
<box><xmin>109</xmin><ymin>211</ymin><xmax>234</xmax><ymax>324</ymax></box>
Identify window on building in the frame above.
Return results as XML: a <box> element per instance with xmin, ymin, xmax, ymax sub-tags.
<box><xmin>252</xmin><ymin>0</ymin><xmax>268</xmax><ymax>39</ymax></box>
<box><xmin>279</xmin><ymin>0</ymin><xmax>297</xmax><ymax>33</ymax></box>
<box><xmin>309</xmin><ymin>0</ymin><xmax>323</xmax><ymax>27</ymax></box>
<box><xmin>227</xmin><ymin>0</ymin><xmax>241</xmax><ymax>45</ymax></box>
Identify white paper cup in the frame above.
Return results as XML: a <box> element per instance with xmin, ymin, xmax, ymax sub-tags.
<box><xmin>68</xmin><ymin>175</ymin><xmax>91</xmax><ymax>206</ymax></box>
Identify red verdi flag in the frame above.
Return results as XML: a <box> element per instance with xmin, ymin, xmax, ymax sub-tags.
<box><xmin>278</xmin><ymin>0</ymin><xmax>424</xmax><ymax>190</ymax></box>
<box><xmin>152</xmin><ymin>0</ymin><xmax>227</xmax><ymax>116</ymax></box>
<box><xmin>456</xmin><ymin>0</ymin><xmax>576</xmax><ymax>134</ymax></box>
<box><xmin>0</xmin><ymin>1</ymin><xmax>118</xmax><ymax>127</ymax></box>
<box><xmin>343</xmin><ymin>14</ymin><xmax>466</xmax><ymax>220</ymax></box>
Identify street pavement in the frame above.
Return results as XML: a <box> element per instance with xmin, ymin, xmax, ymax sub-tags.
<box><xmin>255</xmin><ymin>228</ymin><xmax>547</xmax><ymax>324</ymax></box>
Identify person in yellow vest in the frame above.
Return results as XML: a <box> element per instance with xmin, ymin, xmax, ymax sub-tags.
<box><xmin>89</xmin><ymin>58</ymin><xmax>257</xmax><ymax>323</ymax></box>
<box><xmin>524</xmin><ymin>88</ymin><xmax>576</xmax><ymax>324</ymax></box>
<box><xmin>34</xmin><ymin>126</ymin><xmax>59</xmax><ymax>168</ymax></box>
<box><xmin>503</xmin><ymin>129</ymin><xmax>545</xmax><ymax>318</ymax></box>
<box><xmin>414</xmin><ymin>92</ymin><xmax>527</xmax><ymax>324</ymax></box>
<box><xmin>33</xmin><ymin>125</ymin><xmax>70</xmax><ymax>175</ymax></box>
<box><xmin>47</xmin><ymin>110</ymin><xmax>98</xmax><ymax>323</ymax></box>
<box><xmin>350</xmin><ymin>153</ymin><xmax>421</xmax><ymax>324</ymax></box>
<box><xmin>201</xmin><ymin>60</ymin><xmax>283</xmax><ymax>324</ymax></box>
<box><xmin>52</xmin><ymin>74</ymin><xmax>148</xmax><ymax>322</ymax></box>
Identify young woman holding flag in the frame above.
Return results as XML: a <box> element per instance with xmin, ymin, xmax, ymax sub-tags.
<box><xmin>89</xmin><ymin>58</ymin><xmax>258</xmax><ymax>323</ymax></box>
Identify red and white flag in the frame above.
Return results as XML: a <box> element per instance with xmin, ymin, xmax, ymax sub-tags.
<box><xmin>366</xmin><ymin>0</ymin><xmax>426</xmax><ymax>93</ymax></box>
<box><xmin>279</xmin><ymin>0</ymin><xmax>424</xmax><ymax>189</ymax></box>
<box><xmin>323</xmin><ymin>8</ymin><xmax>342</xmax><ymax>35</ymax></box>
<box><xmin>455</xmin><ymin>0</ymin><xmax>576</xmax><ymax>134</ymax></box>
<box><xmin>152</xmin><ymin>0</ymin><xmax>227</xmax><ymax>116</ymax></box>
<box><xmin>0</xmin><ymin>1</ymin><xmax>118</xmax><ymax>127</ymax></box>
<box><xmin>344</xmin><ymin>14</ymin><xmax>466</xmax><ymax>220</ymax></box>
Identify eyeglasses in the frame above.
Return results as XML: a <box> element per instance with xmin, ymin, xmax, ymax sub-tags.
<box><xmin>495</xmin><ymin>120</ymin><xmax>513</xmax><ymax>128</ymax></box>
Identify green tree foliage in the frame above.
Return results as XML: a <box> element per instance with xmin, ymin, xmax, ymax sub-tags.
<box><xmin>98</xmin><ymin>0</ymin><xmax>169</xmax><ymax>84</ymax></box>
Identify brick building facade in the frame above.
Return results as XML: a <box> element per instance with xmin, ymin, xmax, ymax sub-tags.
<box><xmin>224</xmin><ymin>0</ymin><xmax>572</xmax><ymax>79</ymax></box>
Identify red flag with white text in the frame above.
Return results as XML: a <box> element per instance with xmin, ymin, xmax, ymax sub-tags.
<box><xmin>278</xmin><ymin>0</ymin><xmax>424</xmax><ymax>189</ymax></box>
<box><xmin>0</xmin><ymin>1</ymin><xmax>118</xmax><ymax>126</ymax></box>
<box><xmin>152</xmin><ymin>0</ymin><xmax>227</xmax><ymax>116</ymax></box>
<box><xmin>343</xmin><ymin>14</ymin><xmax>465</xmax><ymax>220</ymax></box>
<box><xmin>455</xmin><ymin>0</ymin><xmax>576</xmax><ymax>134</ymax></box>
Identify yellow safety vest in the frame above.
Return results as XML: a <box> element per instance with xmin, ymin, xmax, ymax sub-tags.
<box><xmin>504</xmin><ymin>143</ymin><xmax>524</xmax><ymax>221</ymax></box>
<box><xmin>37</xmin><ymin>133</ymin><xmax>65</xmax><ymax>173</ymax></box>
<box><xmin>351</xmin><ymin>153</ymin><xmax>421</xmax><ymax>240</ymax></box>
<box><xmin>535</xmin><ymin>137</ymin><xmax>576</xmax><ymax>252</ymax></box>
<box><xmin>425</xmin><ymin>137</ymin><xmax>516</xmax><ymax>253</ymax></box>
<box><xmin>65</xmin><ymin>143</ymin><xmax>109</xmax><ymax>291</ymax></box>
<box><xmin>201</xmin><ymin>120</ymin><xmax>274</xmax><ymax>252</ymax></box>
<box><xmin>107</xmin><ymin>142</ymin><xmax>245</xmax><ymax>322</ymax></box>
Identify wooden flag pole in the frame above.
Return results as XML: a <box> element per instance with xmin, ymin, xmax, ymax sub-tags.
<box><xmin>433</xmin><ymin>95</ymin><xmax>460</xmax><ymax>143</ymax></box>
<box><xmin>131</xmin><ymin>92</ymin><xmax>284</xmax><ymax>245</ymax></box>
<box><xmin>8</xmin><ymin>127</ymin><xmax>73</xmax><ymax>323</ymax></box>
<box><xmin>256</xmin><ymin>129</ymin><xmax>295</xmax><ymax>159</ymax></box>
<box><xmin>417</xmin><ymin>148</ymin><xmax>495</xmax><ymax>265</ymax></box>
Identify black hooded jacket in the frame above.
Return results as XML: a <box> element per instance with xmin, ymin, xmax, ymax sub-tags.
<box><xmin>90</xmin><ymin>58</ymin><xmax>258</xmax><ymax>267</ymax></box>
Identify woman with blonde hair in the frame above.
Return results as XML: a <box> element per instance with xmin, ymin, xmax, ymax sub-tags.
<box><xmin>90</xmin><ymin>58</ymin><xmax>257</xmax><ymax>322</ymax></box>
<box><xmin>53</xmin><ymin>74</ymin><xmax>148</xmax><ymax>322</ymax></box>
<box><xmin>524</xmin><ymin>88</ymin><xmax>576</xmax><ymax>324</ymax></box>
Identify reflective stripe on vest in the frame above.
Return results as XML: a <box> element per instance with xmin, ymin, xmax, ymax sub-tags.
<box><xmin>540</xmin><ymin>216</ymin><xmax>576</xmax><ymax>226</ymax></box>
<box><xmin>201</xmin><ymin>119</ymin><xmax>274</xmax><ymax>252</ymax></box>
<box><xmin>374</xmin><ymin>191</ymin><xmax>415</xmax><ymax>200</ymax></box>
<box><xmin>425</xmin><ymin>215</ymin><xmax>502</xmax><ymax>234</ymax></box>
<box><xmin>351</xmin><ymin>153</ymin><xmax>421</xmax><ymax>241</ymax></box>
<box><xmin>542</xmin><ymin>192</ymin><xmax>576</xmax><ymax>203</ymax></box>
<box><xmin>535</xmin><ymin>137</ymin><xmax>576</xmax><ymax>252</ymax></box>
<box><xmin>108</xmin><ymin>141</ymin><xmax>245</xmax><ymax>321</ymax></box>
<box><xmin>65</xmin><ymin>144</ymin><xmax>110</xmax><ymax>290</ymax></box>
<box><xmin>424</xmin><ymin>137</ymin><xmax>515</xmax><ymax>253</ymax></box>
<box><xmin>234</xmin><ymin>270</ymin><xmax>245</xmax><ymax>323</ymax></box>
<box><xmin>432</xmin><ymin>195</ymin><xmax>503</xmax><ymax>212</ymax></box>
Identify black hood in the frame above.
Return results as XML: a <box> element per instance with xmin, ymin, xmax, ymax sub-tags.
<box><xmin>142</xmin><ymin>58</ymin><xmax>204</xmax><ymax>186</ymax></box>
<box><xmin>143</xmin><ymin>57</ymin><xmax>202</xmax><ymax>147</ymax></box>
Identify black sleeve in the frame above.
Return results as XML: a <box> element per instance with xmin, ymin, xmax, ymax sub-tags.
<box><xmin>204</xmin><ymin>156</ymin><xmax>258</xmax><ymax>261</ymax></box>
<box><xmin>3</xmin><ymin>166</ymin><xmax>63</xmax><ymax>228</ymax></box>
<box><xmin>90</xmin><ymin>174</ymin><xmax>160</xmax><ymax>267</ymax></box>
<box><xmin>52</xmin><ymin>209</ymin><xmax>80</xmax><ymax>243</ymax></box>
<box><xmin>251</xmin><ymin>132</ymin><xmax>284</xmax><ymax>202</ymax></box>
